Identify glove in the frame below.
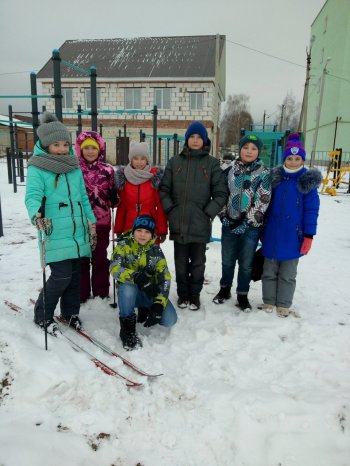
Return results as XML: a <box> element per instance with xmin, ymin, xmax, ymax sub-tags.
<box><xmin>34</xmin><ymin>214</ymin><xmax>53</xmax><ymax>235</ymax></box>
<box><xmin>144</xmin><ymin>303</ymin><xmax>163</xmax><ymax>327</ymax></box>
<box><xmin>229</xmin><ymin>212</ymin><xmax>246</xmax><ymax>230</ymax></box>
<box><xmin>89</xmin><ymin>224</ymin><xmax>97</xmax><ymax>252</ymax></box>
<box><xmin>134</xmin><ymin>270</ymin><xmax>152</xmax><ymax>289</ymax></box>
<box><xmin>221</xmin><ymin>216</ymin><xmax>231</xmax><ymax>227</ymax></box>
<box><xmin>157</xmin><ymin>235</ymin><xmax>166</xmax><ymax>244</ymax></box>
<box><xmin>300</xmin><ymin>237</ymin><xmax>313</xmax><ymax>255</ymax></box>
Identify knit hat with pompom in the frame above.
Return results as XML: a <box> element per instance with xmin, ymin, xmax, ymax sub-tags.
<box><xmin>37</xmin><ymin>112</ymin><xmax>71</xmax><ymax>148</ymax></box>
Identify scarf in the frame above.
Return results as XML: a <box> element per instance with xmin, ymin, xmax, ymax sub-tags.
<box><xmin>123</xmin><ymin>163</ymin><xmax>154</xmax><ymax>185</ymax></box>
<box><xmin>28</xmin><ymin>153</ymin><xmax>80</xmax><ymax>174</ymax></box>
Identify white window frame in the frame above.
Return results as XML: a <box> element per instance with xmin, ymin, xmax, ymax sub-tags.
<box><xmin>155</xmin><ymin>88</ymin><xmax>171</xmax><ymax>110</ymax></box>
<box><xmin>125</xmin><ymin>88</ymin><xmax>142</xmax><ymax>109</ymax></box>
<box><xmin>62</xmin><ymin>88</ymin><xmax>73</xmax><ymax>110</ymax></box>
<box><xmin>84</xmin><ymin>88</ymin><xmax>101</xmax><ymax>109</ymax></box>
<box><xmin>190</xmin><ymin>92</ymin><xmax>204</xmax><ymax>110</ymax></box>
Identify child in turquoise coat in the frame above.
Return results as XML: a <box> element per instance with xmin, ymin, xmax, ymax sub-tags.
<box><xmin>25</xmin><ymin>112</ymin><xmax>96</xmax><ymax>333</ymax></box>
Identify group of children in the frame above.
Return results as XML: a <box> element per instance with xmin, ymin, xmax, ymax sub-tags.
<box><xmin>25</xmin><ymin>113</ymin><xmax>321</xmax><ymax>350</ymax></box>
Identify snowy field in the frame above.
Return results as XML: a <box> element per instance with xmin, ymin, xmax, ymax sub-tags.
<box><xmin>1</xmin><ymin>161</ymin><xmax>350</xmax><ymax>466</ymax></box>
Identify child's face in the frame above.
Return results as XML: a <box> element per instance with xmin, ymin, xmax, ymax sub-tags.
<box><xmin>187</xmin><ymin>134</ymin><xmax>204</xmax><ymax>150</ymax></box>
<box><xmin>134</xmin><ymin>228</ymin><xmax>152</xmax><ymax>245</ymax></box>
<box><xmin>131</xmin><ymin>156</ymin><xmax>148</xmax><ymax>170</ymax></box>
<box><xmin>48</xmin><ymin>140</ymin><xmax>70</xmax><ymax>156</ymax></box>
<box><xmin>82</xmin><ymin>145</ymin><xmax>99</xmax><ymax>163</ymax></box>
<box><xmin>240</xmin><ymin>142</ymin><xmax>259</xmax><ymax>164</ymax></box>
<box><xmin>284</xmin><ymin>155</ymin><xmax>304</xmax><ymax>170</ymax></box>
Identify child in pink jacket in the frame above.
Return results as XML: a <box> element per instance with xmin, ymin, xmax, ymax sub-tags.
<box><xmin>75</xmin><ymin>131</ymin><xmax>119</xmax><ymax>302</ymax></box>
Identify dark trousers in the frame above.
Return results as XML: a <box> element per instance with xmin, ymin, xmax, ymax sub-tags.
<box><xmin>80</xmin><ymin>228</ymin><xmax>110</xmax><ymax>302</ymax></box>
<box><xmin>34</xmin><ymin>258</ymin><xmax>80</xmax><ymax>323</ymax></box>
<box><xmin>174</xmin><ymin>241</ymin><xmax>207</xmax><ymax>298</ymax></box>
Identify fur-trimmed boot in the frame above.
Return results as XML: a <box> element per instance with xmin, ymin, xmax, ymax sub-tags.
<box><xmin>119</xmin><ymin>316</ymin><xmax>142</xmax><ymax>350</ymax></box>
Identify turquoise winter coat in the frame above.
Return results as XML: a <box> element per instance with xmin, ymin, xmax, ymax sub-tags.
<box><xmin>25</xmin><ymin>143</ymin><xmax>96</xmax><ymax>265</ymax></box>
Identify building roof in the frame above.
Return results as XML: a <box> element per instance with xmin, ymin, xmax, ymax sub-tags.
<box><xmin>37</xmin><ymin>35</ymin><xmax>225</xmax><ymax>80</ymax></box>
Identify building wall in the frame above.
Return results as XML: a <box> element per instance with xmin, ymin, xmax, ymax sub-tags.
<box><xmin>306</xmin><ymin>0</ymin><xmax>350</xmax><ymax>155</ymax></box>
<box><xmin>39</xmin><ymin>79</ymin><xmax>222</xmax><ymax>161</ymax></box>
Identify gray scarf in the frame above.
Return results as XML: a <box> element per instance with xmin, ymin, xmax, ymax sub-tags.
<box><xmin>124</xmin><ymin>163</ymin><xmax>154</xmax><ymax>185</ymax></box>
<box><xmin>28</xmin><ymin>153</ymin><xmax>79</xmax><ymax>174</ymax></box>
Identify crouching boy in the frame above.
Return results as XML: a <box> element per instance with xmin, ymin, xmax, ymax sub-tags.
<box><xmin>110</xmin><ymin>214</ymin><xmax>177</xmax><ymax>350</ymax></box>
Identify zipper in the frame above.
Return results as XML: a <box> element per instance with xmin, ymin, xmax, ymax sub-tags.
<box><xmin>78</xmin><ymin>202</ymin><xmax>87</xmax><ymax>241</ymax></box>
<box><xmin>65</xmin><ymin>174</ymin><xmax>80</xmax><ymax>257</ymax></box>
<box><xmin>136</xmin><ymin>185</ymin><xmax>141</xmax><ymax>213</ymax></box>
<box><xmin>180</xmin><ymin>156</ymin><xmax>191</xmax><ymax>237</ymax></box>
<box><xmin>272</xmin><ymin>176</ymin><xmax>289</xmax><ymax>259</ymax></box>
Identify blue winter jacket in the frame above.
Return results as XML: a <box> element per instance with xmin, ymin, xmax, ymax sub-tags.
<box><xmin>261</xmin><ymin>166</ymin><xmax>322</xmax><ymax>261</ymax></box>
<box><xmin>25</xmin><ymin>143</ymin><xmax>96</xmax><ymax>265</ymax></box>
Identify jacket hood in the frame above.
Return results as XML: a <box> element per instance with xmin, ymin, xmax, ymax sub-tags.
<box><xmin>75</xmin><ymin>131</ymin><xmax>105</xmax><ymax>164</ymax></box>
<box><xmin>272</xmin><ymin>165</ymin><xmax>322</xmax><ymax>193</ymax></box>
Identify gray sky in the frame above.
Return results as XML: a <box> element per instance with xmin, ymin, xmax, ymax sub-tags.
<box><xmin>0</xmin><ymin>0</ymin><xmax>325</xmax><ymax>124</ymax></box>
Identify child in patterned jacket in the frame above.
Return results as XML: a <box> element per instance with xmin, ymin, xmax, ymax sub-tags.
<box><xmin>110</xmin><ymin>214</ymin><xmax>177</xmax><ymax>350</ymax></box>
<box><xmin>75</xmin><ymin>131</ymin><xmax>119</xmax><ymax>302</ymax></box>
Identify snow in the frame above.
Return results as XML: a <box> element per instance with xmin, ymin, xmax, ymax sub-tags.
<box><xmin>1</xmin><ymin>161</ymin><xmax>350</xmax><ymax>466</ymax></box>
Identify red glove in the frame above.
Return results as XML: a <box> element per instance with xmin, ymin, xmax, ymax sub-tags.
<box><xmin>300</xmin><ymin>237</ymin><xmax>313</xmax><ymax>255</ymax></box>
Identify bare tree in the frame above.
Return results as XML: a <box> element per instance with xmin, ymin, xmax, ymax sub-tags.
<box><xmin>220</xmin><ymin>94</ymin><xmax>254</xmax><ymax>147</ymax></box>
<box><xmin>276</xmin><ymin>91</ymin><xmax>301</xmax><ymax>132</ymax></box>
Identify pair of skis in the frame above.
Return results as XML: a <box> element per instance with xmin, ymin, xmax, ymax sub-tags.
<box><xmin>4</xmin><ymin>300</ymin><xmax>162</xmax><ymax>388</ymax></box>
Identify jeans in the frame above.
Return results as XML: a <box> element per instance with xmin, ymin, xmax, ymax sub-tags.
<box><xmin>220</xmin><ymin>225</ymin><xmax>260</xmax><ymax>295</ymax></box>
<box><xmin>117</xmin><ymin>283</ymin><xmax>177</xmax><ymax>327</ymax></box>
<box><xmin>174</xmin><ymin>241</ymin><xmax>207</xmax><ymax>298</ymax></box>
<box><xmin>34</xmin><ymin>258</ymin><xmax>80</xmax><ymax>322</ymax></box>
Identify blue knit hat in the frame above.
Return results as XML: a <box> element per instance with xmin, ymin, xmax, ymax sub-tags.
<box><xmin>132</xmin><ymin>214</ymin><xmax>156</xmax><ymax>237</ymax></box>
<box><xmin>283</xmin><ymin>133</ymin><xmax>306</xmax><ymax>161</ymax></box>
<box><xmin>185</xmin><ymin>121</ymin><xmax>208</xmax><ymax>145</ymax></box>
<box><xmin>239</xmin><ymin>134</ymin><xmax>263</xmax><ymax>153</ymax></box>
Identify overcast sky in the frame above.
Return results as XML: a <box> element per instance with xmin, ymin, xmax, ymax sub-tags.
<box><xmin>1</xmin><ymin>0</ymin><xmax>325</xmax><ymax>124</ymax></box>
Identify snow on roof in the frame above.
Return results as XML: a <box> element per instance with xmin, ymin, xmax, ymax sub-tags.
<box><xmin>0</xmin><ymin>115</ymin><xmax>33</xmax><ymax>129</ymax></box>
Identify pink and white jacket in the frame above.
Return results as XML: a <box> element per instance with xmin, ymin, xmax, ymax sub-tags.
<box><xmin>75</xmin><ymin>131</ymin><xmax>118</xmax><ymax>230</ymax></box>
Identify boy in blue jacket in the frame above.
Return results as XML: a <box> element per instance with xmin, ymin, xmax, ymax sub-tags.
<box><xmin>25</xmin><ymin>112</ymin><xmax>96</xmax><ymax>334</ymax></box>
<box><xmin>261</xmin><ymin>133</ymin><xmax>322</xmax><ymax>317</ymax></box>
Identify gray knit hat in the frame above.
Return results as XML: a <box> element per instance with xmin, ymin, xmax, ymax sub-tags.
<box><xmin>128</xmin><ymin>141</ymin><xmax>150</xmax><ymax>163</ymax></box>
<box><xmin>37</xmin><ymin>112</ymin><xmax>71</xmax><ymax>148</ymax></box>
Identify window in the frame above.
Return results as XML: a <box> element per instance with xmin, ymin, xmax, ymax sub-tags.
<box><xmin>62</xmin><ymin>89</ymin><xmax>73</xmax><ymax>109</ymax></box>
<box><xmin>190</xmin><ymin>92</ymin><xmax>204</xmax><ymax>110</ymax></box>
<box><xmin>84</xmin><ymin>88</ymin><xmax>101</xmax><ymax>109</ymax></box>
<box><xmin>155</xmin><ymin>88</ymin><xmax>171</xmax><ymax>109</ymax></box>
<box><xmin>125</xmin><ymin>88</ymin><xmax>141</xmax><ymax>109</ymax></box>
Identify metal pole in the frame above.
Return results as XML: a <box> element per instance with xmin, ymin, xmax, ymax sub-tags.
<box><xmin>332</xmin><ymin>116</ymin><xmax>341</xmax><ymax>151</ymax></box>
<box><xmin>262</xmin><ymin>110</ymin><xmax>266</xmax><ymax>132</ymax></box>
<box><xmin>310</xmin><ymin>58</ymin><xmax>331</xmax><ymax>167</ymax></box>
<box><xmin>152</xmin><ymin>104</ymin><xmax>158</xmax><ymax>165</ymax></box>
<box><xmin>90</xmin><ymin>66</ymin><xmax>98</xmax><ymax>132</ymax></box>
<box><xmin>9</xmin><ymin>105</ymin><xmax>17</xmax><ymax>193</ymax></box>
<box><xmin>0</xmin><ymin>195</ymin><xmax>3</xmax><ymax>237</ymax></box>
<box><xmin>30</xmin><ymin>72</ymin><xmax>40</xmax><ymax>143</ymax></box>
<box><xmin>279</xmin><ymin>105</ymin><xmax>286</xmax><ymax>132</ymax></box>
<box><xmin>99</xmin><ymin>123</ymin><xmax>103</xmax><ymax>136</ymax></box>
<box><xmin>77</xmin><ymin>104</ymin><xmax>82</xmax><ymax>136</ymax></box>
<box><xmin>52</xmin><ymin>49</ymin><xmax>63</xmax><ymax>121</ymax></box>
<box><xmin>6</xmin><ymin>147</ymin><xmax>12</xmax><ymax>183</ymax></box>
<box><xmin>173</xmin><ymin>133</ymin><xmax>178</xmax><ymax>157</ymax></box>
<box><xmin>18</xmin><ymin>151</ymin><xmax>24</xmax><ymax>182</ymax></box>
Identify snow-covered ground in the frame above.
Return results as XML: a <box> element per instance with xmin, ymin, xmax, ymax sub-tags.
<box><xmin>1</xmin><ymin>161</ymin><xmax>350</xmax><ymax>466</ymax></box>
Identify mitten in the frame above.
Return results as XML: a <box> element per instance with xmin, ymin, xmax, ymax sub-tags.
<box><xmin>230</xmin><ymin>212</ymin><xmax>246</xmax><ymax>230</ymax></box>
<box><xmin>144</xmin><ymin>303</ymin><xmax>163</xmax><ymax>327</ymax></box>
<box><xmin>300</xmin><ymin>237</ymin><xmax>313</xmax><ymax>255</ymax></box>
<box><xmin>34</xmin><ymin>214</ymin><xmax>53</xmax><ymax>235</ymax></box>
<box><xmin>89</xmin><ymin>224</ymin><xmax>97</xmax><ymax>252</ymax></box>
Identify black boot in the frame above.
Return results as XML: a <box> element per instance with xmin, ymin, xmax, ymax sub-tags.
<box><xmin>189</xmin><ymin>294</ymin><xmax>200</xmax><ymax>311</ymax></box>
<box><xmin>137</xmin><ymin>306</ymin><xmax>149</xmax><ymax>323</ymax></box>
<box><xmin>213</xmin><ymin>286</ymin><xmax>231</xmax><ymax>304</ymax></box>
<box><xmin>119</xmin><ymin>316</ymin><xmax>142</xmax><ymax>350</ymax></box>
<box><xmin>236</xmin><ymin>294</ymin><xmax>252</xmax><ymax>312</ymax></box>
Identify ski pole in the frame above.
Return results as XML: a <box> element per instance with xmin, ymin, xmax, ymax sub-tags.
<box><xmin>39</xmin><ymin>197</ymin><xmax>48</xmax><ymax>351</ymax></box>
<box><xmin>110</xmin><ymin>208</ymin><xmax>118</xmax><ymax>308</ymax></box>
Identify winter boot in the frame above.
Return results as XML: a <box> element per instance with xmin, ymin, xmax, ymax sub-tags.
<box><xmin>177</xmin><ymin>296</ymin><xmax>189</xmax><ymax>309</ymax></box>
<box><xmin>259</xmin><ymin>304</ymin><xmax>275</xmax><ymax>313</ymax></box>
<box><xmin>137</xmin><ymin>306</ymin><xmax>149</xmax><ymax>323</ymax></box>
<box><xmin>61</xmin><ymin>314</ymin><xmax>82</xmax><ymax>330</ymax></box>
<box><xmin>119</xmin><ymin>316</ymin><xmax>142</xmax><ymax>351</ymax></box>
<box><xmin>213</xmin><ymin>286</ymin><xmax>232</xmax><ymax>304</ymax></box>
<box><xmin>276</xmin><ymin>306</ymin><xmax>289</xmax><ymax>318</ymax></box>
<box><xmin>34</xmin><ymin>318</ymin><xmax>59</xmax><ymax>337</ymax></box>
<box><xmin>236</xmin><ymin>294</ymin><xmax>252</xmax><ymax>312</ymax></box>
<box><xmin>189</xmin><ymin>294</ymin><xmax>200</xmax><ymax>311</ymax></box>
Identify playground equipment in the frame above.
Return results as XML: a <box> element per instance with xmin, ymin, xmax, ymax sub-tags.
<box><xmin>321</xmin><ymin>149</ymin><xmax>350</xmax><ymax>196</ymax></box>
